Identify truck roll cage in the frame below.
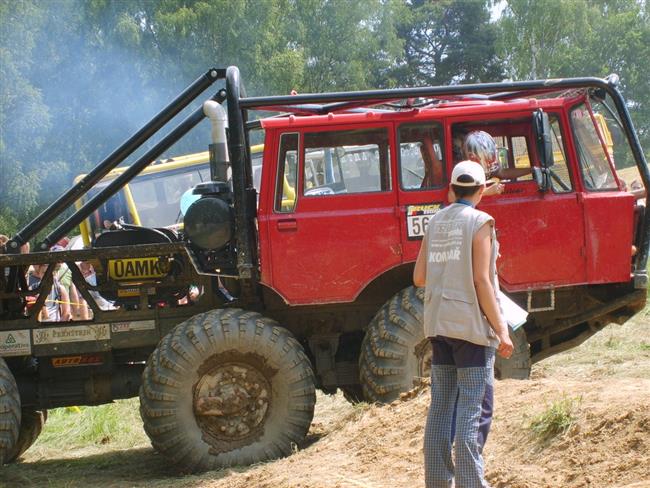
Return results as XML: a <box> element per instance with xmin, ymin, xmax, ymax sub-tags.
<box><xmin>3</xmin><ymin>68</ymin><xmax>649</xmax><ymax>289</ymax></box>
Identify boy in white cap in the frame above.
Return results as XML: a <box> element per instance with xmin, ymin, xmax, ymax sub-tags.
<box><xmin>414</xmin><ymin>160</ymin><xmax>513</xmax><ymax>488</ymax></box>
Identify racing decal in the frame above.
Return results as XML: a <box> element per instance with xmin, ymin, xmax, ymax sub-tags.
<box><xmin>406</xmin><ymin>203</ymin><xmax>442</xmax><ymax>240</ymax></box>
<box><xmin>117</xmin><ymin>286</ymin><xmax>156</xmax><ymax>298</ymax></box>
<box><xmin>0</xmin><ymin>330</ymin><xmax>31</xmax><ymax>357</ymax></box>
<box><xmin>111</xmin><ymin>320</ymin><xmax>155</xmax><ymax>333</ymax></box>
<box><xmin>32</xmin><ymin>324</ymin><xmax>110</xmax><ymax>345</ymax></box>
<box><xmin>117</xmin><ymin>287</ymin><xmax>139</xmax><ymax>297</ymax></box>
<box><xmin>108</xmin><ymin>257</ymin><xmax>169</xmax><ymax>281</ymax></box>
<box><xmin>52</xmin><ymin>354</ymin><xmax>104</xmax><ymax>368</ymax></box>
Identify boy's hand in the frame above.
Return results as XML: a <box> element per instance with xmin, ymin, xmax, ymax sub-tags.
<box><xmin>497</xmin><ymin>331</ymin><xmax>514</xmax><ymax>359</ymax></box>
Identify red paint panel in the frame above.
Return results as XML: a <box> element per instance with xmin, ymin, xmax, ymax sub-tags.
<box><xmin>266</xmin><ymin>194</ymin><xmax>401</xmax><ymax>304</ymax></box>
<box><xmin>581</xmin><ymin>191</ymin><xmax>635</xmax><ymax>283</ymax></box>
<box><xmin>480</xmin><ymin>189</ymin><xmax>587</xmax><ymax>291</ymax></box>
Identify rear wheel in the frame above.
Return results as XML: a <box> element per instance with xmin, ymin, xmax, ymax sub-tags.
<box><xmin>140</xmin><ymin>308</ymin><xmax>316</xmax><ymax>472</ymax></box>
<box><xmin>358</xmin><ymin>287</ymin><xmax>531</xmax><ymax>403</ymax></box>
<box><xmin>0</xmin><ymin>358</ymin><xmax>20</xmax><ymax>465</ymax></box>
<box><xmin>6</xmin><ymin>409</ymin><xmax>47</xmax><ymax>463</ymax></box>
<box><xmin>359</xmin><ymin>286</ymin><xmax>431</xmax><ymax>403</ymax></box>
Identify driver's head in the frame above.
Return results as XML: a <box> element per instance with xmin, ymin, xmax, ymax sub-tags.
<box><xmin>463</xmin><ymin>131</ymin><xmax>499</xmax><ymax>178</ymax></box>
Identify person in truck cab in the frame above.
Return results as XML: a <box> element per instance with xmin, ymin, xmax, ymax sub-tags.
<box><xmin>414</xmin><ymin>160</ymin><xmax>513</xmax><ymax>488</ymax></box>
<box><xmin>28</xmin><ymin>261</ymin><xmax>72</xmax><ymax>322</ymax></box>
<box><xmin>462</xmin><ymin>130</ymin><xmax>532</xmax><ymax>196</ymax></box>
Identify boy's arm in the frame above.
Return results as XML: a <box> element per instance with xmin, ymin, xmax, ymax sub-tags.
<box><xmin>413</xmin><ymin>238</ymin><xmax>427</xmax><ymax>287</ymax></box>
<box><xmin>472</xmin><ymin>222</ymin><xmax>513</xmax><ymax>359</ymax></box>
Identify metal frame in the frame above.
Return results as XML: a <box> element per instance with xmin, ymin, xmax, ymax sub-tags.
<box><xmin>6</xmin><ymin>69</ymin><xmax>224</xmax><ymax>252</ymax></box>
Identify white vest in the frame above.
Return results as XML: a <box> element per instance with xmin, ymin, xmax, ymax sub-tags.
<box><xmin>422</xmin><ymin>203</ymin><xmax>501</xmax><ymax>348</ymax></box>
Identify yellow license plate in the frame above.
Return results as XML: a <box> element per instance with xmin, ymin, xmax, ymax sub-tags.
<box><xmin>108</xmin><ymin>257</ymin><xmax>169</xmax><ymax>281</ymax></box>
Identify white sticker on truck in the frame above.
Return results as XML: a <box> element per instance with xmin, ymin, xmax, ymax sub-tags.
<box><xmin>406</xmin><ymin>203</ymin><xmax>441</xmax><ymax>239</ymax></box>
<box><xmin>111</xmin><ymin>320</ymin><xmax>156</xmax><ymax>333</ymax></box>
<box><xmin>32</xmin><ymin>324</ymin><xmax>110</xmax><ymax>345</ymax></box>
<box><xmin>0</xmin><ymin>330</ymin><xmax>31</xmax><ymax>357</ymax></box>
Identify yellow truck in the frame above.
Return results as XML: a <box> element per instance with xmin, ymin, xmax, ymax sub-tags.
<box><xmin>75</xmin><ymin>145</ymin><xmax>263</xmax><ymax>246</ymax></box>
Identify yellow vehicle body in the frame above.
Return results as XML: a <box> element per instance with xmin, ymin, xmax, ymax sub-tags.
<box><xmin>514</xmin><ymin>113</ymin><xmax>613</xmax><ymax>169</ymax></box>
<box><xmin>75</xmin><ymin>145</ymin><xmax>265</xmax><ymax>246</ymax></box>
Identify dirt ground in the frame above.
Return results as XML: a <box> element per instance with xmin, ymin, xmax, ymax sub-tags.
<box><xmin>2</xmin><ymin>305</ymin><xmax>649</xmax><ymax>488</ymax></box>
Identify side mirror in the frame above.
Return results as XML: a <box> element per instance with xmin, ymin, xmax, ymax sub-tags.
<box><xmin>533</xmin><ymin>109</ymin><xmax>554</xmax><ymax>168</ymax></box>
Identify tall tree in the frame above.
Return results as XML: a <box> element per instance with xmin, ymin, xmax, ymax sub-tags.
<box><xmin>0</xmin><ymin>0</ymin><xmax>50</xmax><ymax>233</ymax></box>
<box><xmin>498</xmin><ymin>0</ymin><xmax>650</xmax><ymax>154</ymax></box>
<box><xmin>393</xmin><ymin>0</ymin><xmax>504</xmax><ymax>86</ymax></box>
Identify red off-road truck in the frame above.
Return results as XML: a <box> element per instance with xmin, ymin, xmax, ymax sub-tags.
<box><xmin>0</xmin><ymin>68</ymin><xmax>648</xmax><ymax>471</ymax></box>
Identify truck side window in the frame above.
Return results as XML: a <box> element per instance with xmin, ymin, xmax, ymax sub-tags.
<box><xmin>275</xmin><ymin>133</ymin><xmax>299</xmax><ymax>212</ymax></box>
<box><xmin>571</xmin><ymin>103</ymin><xmax>618</xmax><ymax>191</ymax></box>
<box><xmin>303</xmin><ymin>128</ymin><xmax>391</xmax><ymax>195</ymax></box>
<box><xmin>451</xmin><ymin>120</ymin><xmax>534</xmax><ymax>182</ymax></box>
<box><xmin>398</xmin><ymin>123</ymin><xmax>445</xmax><ymax>189</ymax></box>
<box><xmin>491</xmin><ymin>135</ymin><xmax>533</xmax><ymax>181</ymax></box>
<box><xmin>548</xmin><ymin>115</ymin><xmax>573</xmax><ymax>193</ymax></box>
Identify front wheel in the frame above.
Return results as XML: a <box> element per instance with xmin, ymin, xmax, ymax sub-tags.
<box><xmin>140</xmin><ymin>308</ymin><xmax>316</xmax><ymax>472</ymax></box>
<box><xmin>6</xmin><ymin>409</ymin><xmax>47</xmax><ymax>463</ymax></box>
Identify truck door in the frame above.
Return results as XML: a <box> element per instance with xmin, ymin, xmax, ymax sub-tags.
<box><xmin>396</xmin><ymin>121</ymin><xmax>450</xmax><ymax>262</ymax></box>
<box><xmin>453</xmin><ymin>115</ymin><xmax>587</xmax><ymax>291</ymax></box>
<box><xmin>263</xmin><ymin>125</ymin><xmax>401</xmax><ymax>305</ymax></box>
<box><xmin>569</xmin><ymin>102</ymin><xmax>635</xmax><ymax>284</ymax></box>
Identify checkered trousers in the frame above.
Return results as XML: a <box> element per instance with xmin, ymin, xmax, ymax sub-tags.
<box><xmin>424</xmin><ymin>340</ymin><xmax>495</xmax><ymax>488</ymax></box>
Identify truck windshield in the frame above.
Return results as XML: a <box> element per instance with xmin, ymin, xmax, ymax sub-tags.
<box><xmin>588</xmin><ymin>95</ymin><xmax>642</xmax><ymax>190</ymax></box>
<box><xmin>571</xmin><ymin>103</ymin><xmax>618</xmax><ymax>191</ymax></box>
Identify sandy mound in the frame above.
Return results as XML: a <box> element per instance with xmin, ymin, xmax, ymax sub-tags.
<box><xmin>199</xmin><ymin>378</ymin><xmax>650</xmax><ymax>488</ymax></box>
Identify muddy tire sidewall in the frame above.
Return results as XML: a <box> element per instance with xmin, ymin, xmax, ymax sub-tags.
<box><xmin>0</xmin><ymin>357</ymin><xmax>20</xmax><ymax>466</ymax></box>
<box><xmin>140</xmin><ymin>308</ymin><xmax>316</xmax><ymax>472</ymax></box>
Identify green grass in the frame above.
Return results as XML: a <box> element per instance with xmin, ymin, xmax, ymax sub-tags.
<box><xmin>534</xmin><ymin>302</ymin><xmax>650</xmax><ymax>380</ymax></box>
<box><xmin>30</xmin><ymin>398</ymin><xmax>148</xmax><ymax>456</ymax></box>
<box><xmin>528</xmin><ymin>395</ymin><xmax>581</xmax><ymax>444</ymax></box>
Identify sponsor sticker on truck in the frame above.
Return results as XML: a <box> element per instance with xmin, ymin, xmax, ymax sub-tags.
<box><xmin>32</xmin><ymin>324</ymin><xmax>110</xmax><ymax>345</ymax></box>
<box><xmin>108</xmin><ymin>257</ymin><xmax>169</xmax><ymax>281</ymax></box>
<box><xmin>111</xmin><ymin>320</ymin><xmax>156</xmax><ymax>333</ymax></box>
<box><xmin>406</xmin><ymin>203</ymin><xmax>441</xmax><ymax>239</ymax></box>
<box><xmin>0</xmin><ymin>330</ymin><xmax>31</xmax><ymax>357</ymax></box>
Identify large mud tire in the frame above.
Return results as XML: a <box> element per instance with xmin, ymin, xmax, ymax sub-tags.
<box><xmin>6</xmin><ymin>410</ymin><xmax>47</xmax><ymax>463</ymax></box>
<box><xmin>0</xmin><ymin>357</ymin><xmax>20</xmax><ymax>466</ymax></box>
<box><xmin>359</xmin><ymin>287</ymin><xmax>532</xmax><ymax>403</ymax></box>
<box><xmin>359</xmin><ymin>286</ymin><xmax>430</xmax><ymax>403</ymax></box>
<box><xmin>494</xmin><ymin>326</ymin><xmax>531</xmax><ymax>380</ymax></box>
<box><xmin>139</xmin><ymin>308</ymin><xmax>316</xmax><ymax>473</ymax></box>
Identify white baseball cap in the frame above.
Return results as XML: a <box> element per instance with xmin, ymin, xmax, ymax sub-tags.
<box><xmin>451</xmin><ymin>160</ymin><xmax>486</xmax><ymax>187</ymax></box>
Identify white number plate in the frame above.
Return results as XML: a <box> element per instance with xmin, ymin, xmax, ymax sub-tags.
<box><xmin>406</xmin><ymin>204</ymin><xmax>441</xmax><ymax>239</ymax></box>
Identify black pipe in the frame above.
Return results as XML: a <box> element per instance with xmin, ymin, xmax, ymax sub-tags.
<box><xmin>39</xmin><ymin>91</ymin><xmax>225</xmax><ymax>249</ymax></box>
<box><xmin>240</xmin><ymin>77</ymin><xmax>617</xmax><ymax>108</ymax></box>
<box><xmin>7</xmin><ymin>69</ymin><xmax>223</xmax><ymax>252</ymax></box>
<box><xmin>226</xmin><ymin>66</ymin><xmax>256</xmax><ymax>280</ymax></box>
